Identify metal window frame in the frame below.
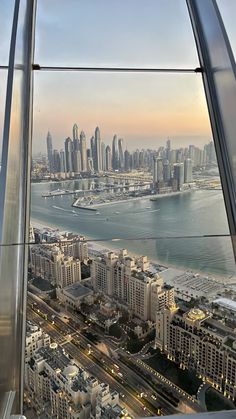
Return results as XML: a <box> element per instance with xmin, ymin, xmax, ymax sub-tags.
<box><xmin>187</xmin><ymin>0</ymin><xmax>236</xmax><ymax>258</ymax></box>
<box><xmin>0</xmin><ymin>0</ymin><xmax>37</xmax><ymax>415</ymax></box>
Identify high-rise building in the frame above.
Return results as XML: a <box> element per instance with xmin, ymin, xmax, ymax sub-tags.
<box><xmin>118</xmin><ymin>138</ymin><xmax>124</xmax><ymax>170</ymax></box>
<box><xmin>173</xmin><ymin>163</ymin><xmax>184</xmax><ymax>190</ymax></box>
<box><xmin>80</xmin><ymin>130</ymin><xmax>87</xmax><ymax>172</ymax></box>
<box><xmin>189</xmin><ymin>145</ymin><xmax>195</xmax><ymax>165</ymax></box>
<box><xmin>52</xmin><ymin>149</ymin><xmax>60</xmax><ymax>173</ymax></box>
<box><xmin>184</xmin><ymin>158</ymin><xmax>193</xmax><ymax>183</ymax></box>
<box><xmin>72</xmin><ymin>150</ymin><xmax>81</xmax><ymax>174</ymax></box>
<box><xmin>101</xmin><ymin>141</ymin><xmax>106</xmax><ymax>171</ymax></box>
<box><xmin>30</xmin><ymin>245</ymin><xmax>81</xmax><ymax>288</ymax></box>
<box><xmin>46</xmin><ymin>131</ymin><xmax>53</xmax><ymax>173</ymax></box>
<box><xmin>25</xmin><ymin>322</ymin><xmax>50</xmax><ymax>361</ymax></box>
<box><xmin>124</xmin><ymin>149</ymin><xmax>131</xmax><ymax>171</ymax></box>
<box><xmin>25</xmin><ymin>342</ymin><xmax>120</xmax><ymax>418</ymax></box>
<box><xmin>91</xmin><ymin>250</ymin><xmax>171</xmax><ymax>322</ymax></box>
<box><xmin>94</xmin><ymin>127</ymin><xmax>101</xmax><ymax>172</ymax></box>
<box><xmin>64</xmin><ymin>137</ymin><xmax>73</xmax><ymax>173</ymax></box>
<box><xmin>156</xmin><ymin>305</ymin><xmax>236</xmax><ymax>400</ymax></box>
<box><xmin>163</xmin><ymin>160</ymin><xmax>171</xmax><ymax>182</ymax></box>
<box><xmin>105</xmin><ymin>145</ymin><xmax>112</xmax><ymax>171</ymax></box>
<box><xmin>59</xmin><ymin>149</ymin><xmax>66</xmax><ymax>173</ymax></box>
<box><xmin>112</xmin><ymin>135</ymin><xmax>119</xmax><ymax>170</ymax></box>
<box><xmin>90</xmin><ymin>136</ymin><xmax>95</xmax><ymax>159</ymax></box>
<box><xmin>72</xmin><ymin>123</ymin><xmax>79</xmax><ymax>141</ymax></box>
<box><xmin>153</xmin><ymin>156</ymin><xmax>163</xmax><ymax>184</ymax></box>
<box><xmin>72</xmin><ymin>123</ymin><xmax>80</xmax><ymax>153</ymax></box>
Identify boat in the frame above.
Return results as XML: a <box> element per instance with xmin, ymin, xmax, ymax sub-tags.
<box><xmin>114</xmin><ymin>211</ymin><xmax>120</xmax><ymax>214</ymax></box>
<box><xmin>145</xmin><ymin>206</ymin><xmax>151</xmax><ymax>209</ymax></box>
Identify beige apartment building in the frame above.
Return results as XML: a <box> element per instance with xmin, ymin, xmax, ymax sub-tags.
<box><xmin>25</xmin><ymin>343</ymin><xmax>119</xmax><ymax>419</ymax></box>
<box><xmin>91</xmin><ymin>250</ymin><xmax>174</xmax><ymax>321</ymax></box>
<box><xmin>30</xmin><ymin>245</ymin><xmax>81</xmax><ymax>288</ymax></box>
<box><xmin>156</xmin><ymin>305</ymin><xmax>236</xmax><ymax>400</ymax></box>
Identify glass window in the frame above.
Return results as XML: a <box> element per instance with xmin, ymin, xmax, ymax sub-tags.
<box><xmin>35</xmin><ymin>0</ymin><xmax>199</xmax><ymax>68</ymax></box>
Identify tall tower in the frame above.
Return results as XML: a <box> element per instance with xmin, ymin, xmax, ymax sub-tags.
<box><xmin>163</xmin><ymin>160</ymin><xmax>171</xmax><ymax>182</ymax></box>
<box><xmin>52</xmin><ymin>149</ymin><xmax>60</xmax><ymax>173</ymax></box>
<box><xmin>118</xmin><ymin>138</ymin><xmax>124</xmax><ymax>170</ymax></box>
<box><xmin>80</xmin><ymin>131</ymin><xmax>87</xmax><ymax>172</ymax></box>
<box><xmin>64</xmin><ymin>137</ymin><xmax>73</xmax><ymax>173</ymax></box>
<box><xmin>124</xmin><ymin>150</ymin><xmax>130</xmax><ymax>172</ymax></box>
<box><xmin>112</xmin><ymin>135</ymin><xmax>119</xmax><ymax>170</ymax></box>
<box><xmin>94</xmin><ymin>127</ymin><xmax>101</xmax><ymax>172</ymax></box>
<box><xmin>184</xmin><ymin>158</ymin><xmax>192</xmax><ymax>183</ymax></box>
<box><xmin>101</xmin><ymin>142</ymin><xmax>106</xmax><ymax>171</ymax></box>
<box><xmin>72</xmin><ymin>123</ymin><xmax>80</xmax><ymax>152</ymax></box>
<box><xmin>46</xmin><ymin>131</ymin><xmax>53</xmax><ymax>173</ymax></box>
<box><xmin>105</xmin><ymin>145</ymin><xmax>112</xmax><ymax>171</ymax></box>
<box><xmin>59</xmin><ymin>149</ymin><xmax>65</xmax><ymax>173</ymax></box>
<box><xmin>153</xmin><ymin>156</ymin><xmax>163</xmax><ymax>184</ymax></box>
<box><xmin>173</xmin><ymin>163</ymin><xmax>184</xmax><ymax>190</ymax></box>
<box><xmin>73</xmin><ymin>123</ymin><xmax>78</xmax><ymax>141</ymax></box>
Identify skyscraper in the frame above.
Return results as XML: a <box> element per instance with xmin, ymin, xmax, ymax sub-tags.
<box><xmin>118</xmin><ymin>138</ymin><xmax>124</xmax><ymax>170</ymax></box>
<box><xmin>153</xmin><ymin>156</ymin><xmax>163</xmax><ymax>184</ymax></box>
<box><xmin>173</xmin><ymin>163</ymin><xmax>184</xmax><ymax>190</ymax></box>
<box><xmin>112</xmin><ymin>135</ymin><xmax>119</xmax><ymax>170</ymax></box>
<box><xmin>73</xmin><ymin>150</ymin><xmax>82</xmax><ymax>174</ymax></box>
<box><xmin>94</xmin><ymin>127</ymin><xmax>101</xmax><ymax>172</ymax></box>
<box><xmin>46</xmin><ymin>131</ymin><xmax>53</xmax><ymax>173</ymax></box>
<box><xmin>101</xmin><ymin>141</ymin><xmax>106</xmax><ymax>171</ymax></box>
<box><xmin>64</xmin><ymin>137</ymin><xmax>73</xmax><ymax>173</ymax></box>
<box><xmin>52</xmin><ymin>149</ymin><xmax>60</xmax><ymax>173</ymax></box>
<box><xmin>80</xmin><ymin>130</ymin><xmax>87</xmax><ymax>172</ymax></box>
<box><xmin>184</xmin><ymin>158</ymin><xmax>193</xmax><ymax>183</ymax></box>
<box><xmin>163</xmin><ymin>160</ymin><xmax>171</xmax><ymax>182</ymax></box>
<box><xmin>59</xmin><ymin>149</ymin><xmax>65</xmax><ymax>173</ymax></box>
<box><xmin>72</xmin><ymin>123</ymin><xmax>78</xmax><ymax>141</ymax></box>
<box><xmin>124</xmin><ymin>150</ymin><xmax>131</xmax><ymax>172</ymax></box>
<box><xmin>105</xmin><ymin>145</ymin><xmax>112</xmax><ymax>171</ymax></box>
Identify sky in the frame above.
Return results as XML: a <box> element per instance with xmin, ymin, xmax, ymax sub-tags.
<box><xmin>1</xmin><ymin>0</ymin><xmax>236</xmax><ymax>154</ymax></box>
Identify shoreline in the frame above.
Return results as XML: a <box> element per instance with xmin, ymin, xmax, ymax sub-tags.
<box><xmin>31</xmin><ymin>218</ymin><xmax>234</xmax><ymax>284</ymax></box>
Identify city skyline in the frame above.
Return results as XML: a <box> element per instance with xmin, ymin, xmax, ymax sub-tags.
<box><xmin>32</xmin><ymin>72</ymin><xmax>212</xmax><ymax>155</ymax></box>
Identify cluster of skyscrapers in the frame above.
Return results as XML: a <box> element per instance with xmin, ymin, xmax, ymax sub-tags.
<box><xmin>152</xmin><ymin>140</ymin><xmax>217</xmax><ymax>191</ymax></box>
<box><xmin>46</xmin><ymin>125</ymin><xmax>216</xmax><ymax>178</ymax></box>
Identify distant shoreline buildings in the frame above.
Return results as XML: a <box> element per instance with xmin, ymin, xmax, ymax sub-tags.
<box><xmin>44</xmin><ymin>125</ymin><xmax>216</xmax><ymax>183</ymax></box>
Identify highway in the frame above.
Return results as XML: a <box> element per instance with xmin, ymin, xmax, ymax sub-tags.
<box><xmin>27</xmin><ymin>307</ymin><xmax>158</xmax><ymax>417</ymax></box>
<box><xmin>27</xmin><ymin>292</ymin><xmax>203</xmax><ymax>417</ymax></box>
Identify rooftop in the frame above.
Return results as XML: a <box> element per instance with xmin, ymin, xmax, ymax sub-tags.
<box><xmin>214</xmin><ymin>297</ymin><xmax>236</xmax><ymax>313</ymax></box>
<box><xmin>63</xmin><ymin>282</ymin><xmax>93</xmax><ymax>299</ymax></box>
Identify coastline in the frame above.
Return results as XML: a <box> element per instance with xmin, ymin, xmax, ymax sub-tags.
<box><xmin>31</xmin><ymin>218</ymin><xmax>234</xmax><ymax>285</ymax></box>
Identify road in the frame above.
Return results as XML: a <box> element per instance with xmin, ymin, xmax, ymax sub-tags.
<box><xmin>27</xmin><ymin>292</ymin><xmax>203</xmax><ymax>416</ymax></box>
<box><xmin>27</xmin><ymin>307</ymin><xmax>157</xmax><ymax>417</ymax></box>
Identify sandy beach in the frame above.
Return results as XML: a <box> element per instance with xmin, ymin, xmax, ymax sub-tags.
<box><xmin>31</xmin><ymin>218</ymin><xmax>235</xmax><ymax>285</ymax></box>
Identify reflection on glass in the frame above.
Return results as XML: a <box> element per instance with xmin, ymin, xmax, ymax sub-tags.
<box><xmin>0</xmin><ymin>71</ymin><xmax>7</xmax><ymax>156</ymax></box>
<box><xmin>35</xmin><ymin>0</ymin><xmax>199</xmax><ymax>68</ymax></box>
<box><xmin>0</xmin><ymin>0</ymin><xmax>15</xmax><ymax>65</ymax></box>
<box><xmin>217</xmin><ymin>0</ymin><xmax>236</xmax><ymax>60</ymax></box>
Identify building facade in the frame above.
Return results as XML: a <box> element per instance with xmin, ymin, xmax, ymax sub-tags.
<box><xmin>156</xmin><ymin>306</ymin><xmax>236</xmax><ymax>400</ymax></box>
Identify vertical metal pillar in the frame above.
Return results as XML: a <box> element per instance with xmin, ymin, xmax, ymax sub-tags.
<box><xmin>0</xmin><ymin>0</ymin><xmax>36</xmax><ymax>415</ymax></box>
<box><xmin>187</xmin><ymin>0</ymin><xmax>236</xmax><ymax>258</ymax></box>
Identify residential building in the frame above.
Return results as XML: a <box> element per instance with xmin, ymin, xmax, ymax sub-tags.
<box><xmin>30</xmin><ymin>245</ymin><xmax>81</xmax><ymax>288</ymax></box>
<box><xmin>25</xmin><ymin>322</ymin><xmax>50</xmax><ymax>361</ymax></box>
<box><xmin>25</xmin><ymin>342</ymin><xmax>116</xmax><ymax>418</ymax></box>
<box><xmin>156</xmin><ymin>305</ymin><xmax>236</xmax><ymax>400</ymax></box>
